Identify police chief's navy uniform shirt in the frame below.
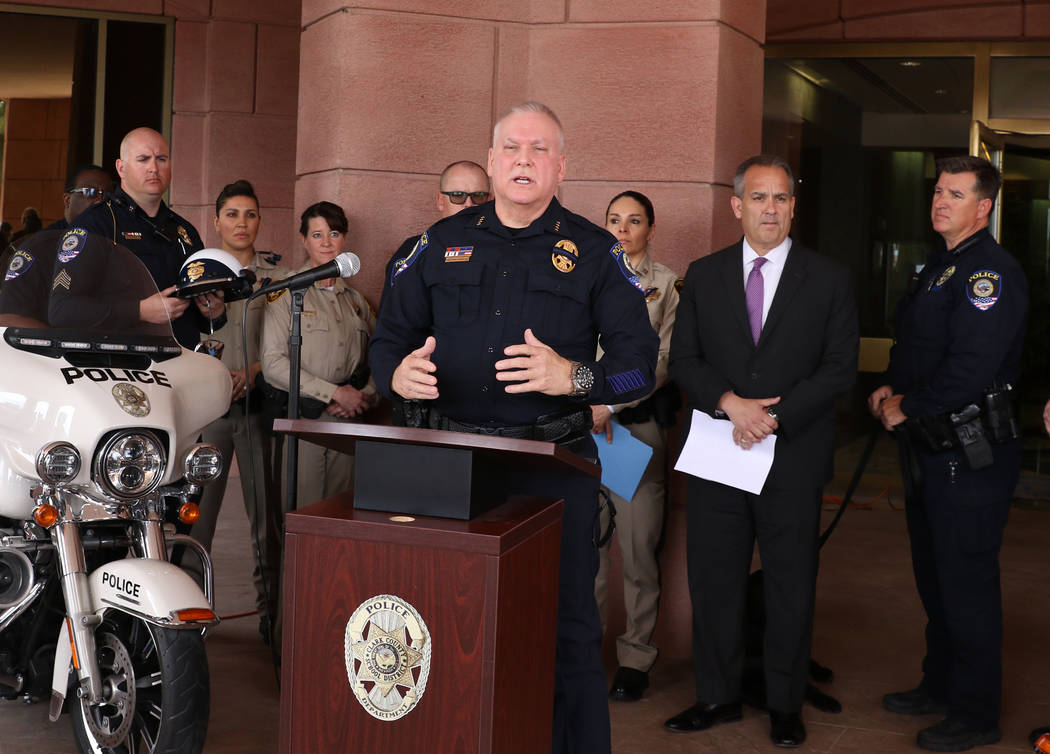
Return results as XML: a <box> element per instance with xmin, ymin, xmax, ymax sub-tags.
<box><xmin>370</xmin><ymin>198</ymin><xmax>659</xmax><ymax>428</ymax></box>
<box><xmin>75</xmin><ymin>187</ymin><xmax>205</xmax><ymax>348</ymax></box>
<box><xmin>887</xmin><ymin>227</ymin><xmax>1027</xmax><ymax>419</ymax></box>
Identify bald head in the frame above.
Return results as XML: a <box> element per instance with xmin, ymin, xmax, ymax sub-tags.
<box><xmin>437</xmin><ymin>160</ymin><xmax>490</xmax><ymax>218</ymax></box>
<box><xmin>116</xmin><ymin>127</ymin><xmax>171</xmax><ymax>215</ymax></box>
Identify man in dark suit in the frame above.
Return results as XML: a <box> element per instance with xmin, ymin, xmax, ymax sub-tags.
<box><xmin>666</xmin><ymin>154</ymin><xmax>858</xmax><ymax>748</ymax></box>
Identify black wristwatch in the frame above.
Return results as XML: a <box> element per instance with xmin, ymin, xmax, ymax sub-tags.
<box><xmin>570</xmin><ymin>362</ymin><xmax>594</xmax><ymax>397</ymax></box>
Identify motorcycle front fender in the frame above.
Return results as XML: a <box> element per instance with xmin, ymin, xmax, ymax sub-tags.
<box><xmin>88</xmin><ymin>558</ymin><xmax>218</xmax><ymax>628</ymax></box>
<box><xmin>49</xmin><ymin>559</ymin><xmax>219</xmax><ymax>716</ymax></box>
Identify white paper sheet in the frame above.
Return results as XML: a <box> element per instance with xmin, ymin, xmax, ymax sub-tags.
<box><xmin>673</xmin><ymin>409</ymin><xmax>776</xmax><ymax>494</ymax></box>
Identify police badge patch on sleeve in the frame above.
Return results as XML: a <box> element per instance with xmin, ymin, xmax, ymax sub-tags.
<box><xmin>4</xmin><ymin>250</ymin><xmax>33</xmax><ymax>281</ymax></box>
<box><xmin>966</xmin><ymin>270</ymin><xmax>1001</xmax><ymax>311</ymax></box>
<box><xmin>608</xmin><ymin>242</ymin><xmax>644</xmax><ymax>292</ymax></box>
<box><xmin>58</xmin><ymin>228</ymin><xmax>88</xmax><ymax>263</ymax></box>
<box><xmin>392</xmin><ymin>232</ymin><xmax>430</xmax><ymax>283</ymax></box>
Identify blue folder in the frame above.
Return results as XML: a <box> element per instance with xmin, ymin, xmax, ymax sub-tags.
<box><xmin>595</xmin><ymin>421</ymin><xmax>654</xmax><ymax>501</ymax></box>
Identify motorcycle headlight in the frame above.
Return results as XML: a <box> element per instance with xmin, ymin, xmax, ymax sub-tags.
<box><xmin>183</xmin><ymin>444</ymin><xmax>223</xmax><ymax>485</ymax></box>
<box><xmin>36</xmin><ymin>442</ymin><xmax>81</xmax><ymax>484</ymax></box>
<box><xmin>94</xmin><ymin>431</ymin><xmax>166</xmax><ymax>499</ymax></box>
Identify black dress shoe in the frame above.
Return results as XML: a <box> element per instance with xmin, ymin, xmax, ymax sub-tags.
<box><xmin>883</xmin><ymin>686</ymin><xmax>949</xmax><ymax>716</ymax></box>
<box><xmin>770</xmin><ymin>710</ymin><xmax>806</xmax><ymax>748</ymax></box>
<box><xmin>664</xmin><ymin>701</ymin><xmax>742</xmax><ymax>732</ymax></box>
<box><xmin>609</xmin><ymin>666</ymin><xmax>649</xmax><ymax>702</ymax></box>
<box><xmin>1030</xmin><ymin>726</ymin><xmax>1050</xmax><ymax>748</ymax></box>
<box><xmin>917</xmin><ymin>717</ymin><xmax>1000</xmax><ymax>752</ymax></box>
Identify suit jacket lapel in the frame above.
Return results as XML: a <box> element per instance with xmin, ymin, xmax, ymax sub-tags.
<box><xmin>721</xmin><ymin>242</ymin><xmax>751</xmax><ymax>344</ymax></box>
<box><xmin>758</xmin><ymin>245</ymin><xmax>807</xmax><ymax>347</ymax></box>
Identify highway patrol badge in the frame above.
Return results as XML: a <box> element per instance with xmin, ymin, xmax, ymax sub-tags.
<box><xmin>4</xmin><ymin>250</ymin><xmax>32</xmax><ymax>281</ymax></box>
<box><xmin>186</xmin><ymin>260</ymin><xmax>205</xmax><ymax>282</ymax></box>
<box><xmin>967</xmin><ymin>269</ymin><xmax>1001</xmax><ymax>311</ymax></box>
<box><xmin>58</xmin><ymin>228</ymin><xmax>87</xmax><ymax>263</ymax></box>
<box><xmin>112</xmin><ymin>384</ymin><xmax>150</xmax><ymax>417</ymax></box>
<box><xmin>177</xmin><ymin>226</ymin><xmax>192</xmax><ymax>246</ymax></box>
<box><xmin>345</xmin><ymin>594</ymin><xmax>432</xmax><ymax>721</ymax></box>
<box><xmin>930</xmin><ymin>265</ymin><xmax>955</xmax><ymax>291</ymax></box>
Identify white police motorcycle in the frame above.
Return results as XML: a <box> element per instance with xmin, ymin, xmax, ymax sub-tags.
<box><xmin>0</xmin><ymin>230</ymin><xmax>233</xmax><ymax>753</ymax></box>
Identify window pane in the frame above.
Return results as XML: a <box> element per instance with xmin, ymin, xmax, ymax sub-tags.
<box><xmin>990</xmin><ymin>57</ymin><xmax>1050</xmax><ymax>119</ymax></box>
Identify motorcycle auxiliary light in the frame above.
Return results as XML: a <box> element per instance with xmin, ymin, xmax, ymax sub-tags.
<box><xmin>95</xmin><ymin>431</ymin><xmax>165</xmax><ymax>499</ymax></box>
<box><xmin>183</xmin><ymin>444</ymin><xmax>222</xmax><ymax>485</ymax></box>
<box><xmin>179</xmin><ymin>502</ymin><xmax>201</xmax><ymax>525</ymax></box>
<box><xmin>36</xmin><ymin>441</ymin><xmax>81</xmax><ymax>484</ymax></box>
<box><xmin>32</xmin><ymin>504</ymin><xmax>59</xmax><ymax>528</ymax></box>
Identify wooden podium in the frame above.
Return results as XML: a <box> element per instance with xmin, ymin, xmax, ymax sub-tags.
<box><xmin>277</xmin><ymin>423</ymin><xmax>599</xmax><ymax>754</ymax></box>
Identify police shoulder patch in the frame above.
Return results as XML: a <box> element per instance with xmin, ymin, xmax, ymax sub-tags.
<box><xmin>608</xmin><ymin>241</ymin><xmax>644</xmax><ymax>292</ymax></box>
<box><xmin>391</xmin><ymin>232</ymin><xmax>431</xmax><ymax>283</ymax></box>
<box><xmin>58</xmin><ymin>228</ymin><xmax>88</xmax><ymax>263</ymax></box>
<box><xmin>966</xmin><ymin>269</ymin><xmax>1001</xmax><ymax>311</ymax></box>
<box><xmin>4</xmin><ymin>250</ymin><xmax>33</xmax><ymax>281</ymax></box>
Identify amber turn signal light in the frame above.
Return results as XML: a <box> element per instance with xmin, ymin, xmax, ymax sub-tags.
<box><xmin>178</xmin><ymin>502</ymin><xmax>201</xmax><ymax>524</ymax></box>
<box><xmin>176</xmin><ymin>608</ymin><xmax>216</xmax><ymax>622</ymax></box>
<box><xmin>65</xmin><ymin>618</ymin><xmax>80</xmax><ymax>670</ymax></box>
<box><xmin>33</xmin><ymin>504</ymin><xmax>59</xmax><ymax>528</ymax></box>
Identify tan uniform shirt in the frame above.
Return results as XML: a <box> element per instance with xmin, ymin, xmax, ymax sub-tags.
<box><xmin>608</xmin><ymin>253</ymin><xmax>680</xmax><ymax>412</ymax></box>
<box><xmin>261</xmin><ymin>267</ymin><xmax>378</xmax><ymax>405</ymax></box>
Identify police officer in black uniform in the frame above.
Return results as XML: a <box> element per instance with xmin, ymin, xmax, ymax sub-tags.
<box><xmin>74</xmin><ymin>127</ymin><xmax>209</xmax><ymax>348</ymax></box>
<box><xmin>869</xmin><ymin>155</ymin><xmax>1026</xmax><ymax>753</ymax></box>
<box><xmin>370</xmin><ymin>102</ymin><xmax>659</xmax><ymax>754</ymax></box>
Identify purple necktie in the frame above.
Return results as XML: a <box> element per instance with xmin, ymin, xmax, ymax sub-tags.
<box><xmin>746</xmin><ymin>257</ymin><xmax>767</xmax><ymax>345</ymax></box>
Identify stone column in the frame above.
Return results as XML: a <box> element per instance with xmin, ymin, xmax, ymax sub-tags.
<box><xmin>296</xmin><ymin>0</ymin><xmax>766</xmax><ymax>308</ymax></box>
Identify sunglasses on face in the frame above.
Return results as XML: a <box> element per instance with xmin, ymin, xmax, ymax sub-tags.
<box><xmin>68</xmin><ymin>187</ymin><xmax>105</xmax><ymax>199</ymax></box>
<box><xmin>441</xmin><ymin>191</ymin><xmax>490</xmax><ymax>205</ymax></box>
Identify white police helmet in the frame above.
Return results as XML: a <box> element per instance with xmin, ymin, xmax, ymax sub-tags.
<box><xmin>177</xmin><ymin>248</ymin><xmax>257</xmax><ymax>301</ymax></box>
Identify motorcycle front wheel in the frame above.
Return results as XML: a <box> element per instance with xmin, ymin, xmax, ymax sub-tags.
<box><xmin>70</xmin><ymin>612</ymin><xmax>209</xmax><ymax>754</ymax></box>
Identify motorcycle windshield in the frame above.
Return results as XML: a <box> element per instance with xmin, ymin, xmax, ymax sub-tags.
<box><xmin>0</xmin><ymin>228</ymin><xmax>178</xmax><ymax>346</ymax></box>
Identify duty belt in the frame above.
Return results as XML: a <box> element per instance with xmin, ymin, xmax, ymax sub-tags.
<box><xmin>903</xmin><ymin>383</ymin><xmax>1019</xmax><ymax>469</ymax></box>
<box><xmin>428</xmin><ymin>406</ymin><xmax>591</xmax><ymax>445</ymax></box>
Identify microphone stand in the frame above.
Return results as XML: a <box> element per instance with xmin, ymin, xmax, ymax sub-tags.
<box><xmin>284</xmin><ymin>289</ymin><xmax>306</xmax><ymax>514</ymax></box>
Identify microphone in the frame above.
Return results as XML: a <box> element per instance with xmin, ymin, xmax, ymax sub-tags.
<box><xmin>251</xmin><ymin>252</ymin><xmax>361</xmax><ymax>298</ymax></box>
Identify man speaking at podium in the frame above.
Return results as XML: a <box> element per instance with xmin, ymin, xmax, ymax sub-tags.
<box><xmin>371</xmin><ymin>101</ymin><xmax>659</xmax><ymax>753</ymax></box>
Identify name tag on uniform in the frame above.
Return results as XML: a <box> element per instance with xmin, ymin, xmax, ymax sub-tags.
<box><xmin>122</xmin><ymin>232</ymin><xmax>142</xmax><ymax>241</ymax></box>
<box><xmin>444</xmin><ymin>247</ymin><xmax>472</xmax><ymax>262</ymax></box>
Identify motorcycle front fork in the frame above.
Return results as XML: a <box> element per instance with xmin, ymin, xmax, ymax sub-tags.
<box><xmin>51</xmin><ymin>515</ymin><xmax>169</xmax><ymax>705</ymax></box>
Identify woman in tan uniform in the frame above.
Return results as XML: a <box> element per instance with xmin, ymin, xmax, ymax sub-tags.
<box><xmin>592</xmin><ymin>190</ymin><xmax>681</xmax><ymax>702</ymax></box>
<box><xmin>190</xmin><ymin>179</ymin><xmax>291</xmax><ymax>642</ymax></box>
<box><xmin>261</xmin><ymin>201</ymin><xmax>378</xmax><ymax>509</ymax></box>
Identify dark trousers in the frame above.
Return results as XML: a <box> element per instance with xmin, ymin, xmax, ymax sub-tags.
<box><xmin>685</xmin><ymin>477</ymin><xmax>822</xmax><ymax>712</ymax></box>
<box><xmin>904</xmin><ymin>439</ymin><xmax>1019</xmax><ymax>728</ymax></box>
<box><xmin>505</xmin><ymin>435</ymin><xmax>610</xmax><ymax>754</ymax></box>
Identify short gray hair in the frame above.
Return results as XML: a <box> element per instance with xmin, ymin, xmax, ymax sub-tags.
<box><xmin>492</xmin><ymin>101</ymin><xmax>565</xmax><ymax>152</ymax></box>
<box><xmin>733</xmin><ymin>154</ymin><xmax>795</xmax><ymax>197</ymax></box>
